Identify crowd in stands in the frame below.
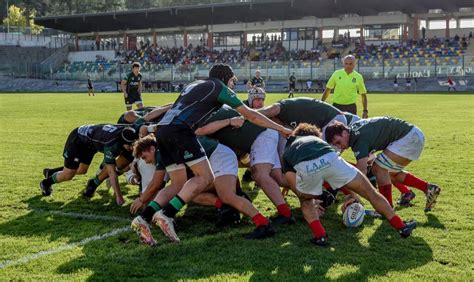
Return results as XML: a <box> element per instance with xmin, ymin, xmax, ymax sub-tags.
<box><xmin>119</xmin><ymin>40</ymin><xmax>323</xmax><ymax>68</ymax></box>
<box><xmin>351</xmin><ymin>34</ymin><xmax>470</xmax><ymax>60</ymax></box>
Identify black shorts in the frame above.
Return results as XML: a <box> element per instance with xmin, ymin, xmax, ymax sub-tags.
<box><xmin>124</xmin><ymin>93</ymin><xmax>142</xmax><ymax>105</ymax></box>
<box><xmin>333</xmin><ymin>103</ymin><xmax>357</xmax><ymax>115</ymax></box>
<box><xmin>63</xmin><ymin>129</ymin><xmax>97</xmax><ymax>169</ymax></box>
<box><xmin>289</xmin><ymin>83</ymin><xmax>296</xmax><ymax>90</ymax></box>
<box><xmin>155</xmin><ymin>124</ymin><xmax>206</xmax><ymax>170</ymax></box>
<box><xmin>87</xmin><ymin>84</ymin><xmax>93</xmax><ymax>90</ymax></box>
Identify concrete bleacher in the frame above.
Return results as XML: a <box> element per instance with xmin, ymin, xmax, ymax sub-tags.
<box><xmin>0</xmin><ymin>46</ymin><xmax>56</xmax><ymax>64</ymax></box>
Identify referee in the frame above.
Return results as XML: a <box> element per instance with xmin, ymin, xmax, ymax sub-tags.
<box><xmin>321</xmin><ymin>55</ymin><xmax>368</xmax><ymax>118</ymax></box>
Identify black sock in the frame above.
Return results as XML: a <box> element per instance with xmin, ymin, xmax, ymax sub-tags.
<box><xmin>141</xmin><ymin>201</ymin><xmax>161</xmax><ymax>223</ymax></box>
<box><xmin>49</xmin><ymin>166</ymin><xmax>64</xmax><ymax>174</ymax></box>
<box><xmin>162</xmin><ymin>195</ymin><xmax>186</xmax><ymax>218</ymax></box>
<box><xmin>42</xmin><ymin>172</ymin><xmax>58</xmax><ymax>186</ymax></box>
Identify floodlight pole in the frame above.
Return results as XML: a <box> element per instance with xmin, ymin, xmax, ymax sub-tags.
<box><xmin>6</xmin><ymin>0</ymin><xmax>9</xmax><ymax>33</ymax></box>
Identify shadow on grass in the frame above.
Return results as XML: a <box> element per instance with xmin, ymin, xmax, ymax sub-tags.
<box><xmin>52</xmin><ymin>204</ymin><xmax>434</xmax><ymax>281</ymax></box>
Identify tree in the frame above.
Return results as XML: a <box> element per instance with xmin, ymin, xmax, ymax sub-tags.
<box><xmin>2</xmin><ymin>4</ymin><xmax>44</xmax><ymax>34</ymax></box>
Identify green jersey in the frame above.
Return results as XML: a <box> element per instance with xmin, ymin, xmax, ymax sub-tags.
<box><xmin>282</xmin><ymin>136</ymin><xmax>335</xmax><ymax>173</ymax></box>
<box><xmin>349</xmin><ymin>117</ymin><xmax>414</xmax><ymax>160</ymax></box>
<box><xmin>197</xmin><ymin>136</ymin><xmax>219</xmax><ymax>156</ymax></box>
<box><xmin>123</xmin><ymin>72</ymin><xmax>142</xmax><ymax>95</ymax></box>
<box><xmin>277</xmin><ymin>97</ymin><xmax>342</xmax><ymax>128</ymax></box>
<box><xmin>204</xmin><ymin>106</ymin><xmax>266</xmax><ymax>153</ymax></box>
<box><xmin>117</xmin><ymin>106</ymin><xmax>156</xmax><ymax>124</ymax></box>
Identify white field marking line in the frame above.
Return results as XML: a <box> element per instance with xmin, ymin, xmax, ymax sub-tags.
<box><xmin>0</xmin><ymin>226</ymin><xmax>130</xmax><ymax>270</ymax></box>
<box><xmin>31</xmin><ymin>208</ymin><xmax>131</xmax><ymax>223</ymax></box>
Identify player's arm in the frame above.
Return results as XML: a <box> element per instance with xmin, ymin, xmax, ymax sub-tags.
<box><xmin>321</xmin><ymin>73</ymin><xmax>336</xmax><ymax>101</ymax></box>
<box><xmin>261</xmin><ymin>79</ymin><xmax>266</xmax><ymax>88</ymax></box>
<box><xmin>356</xmin><ymin>157</ymin><xmax>369</xmax><ymax>176</ymax></box>
<box><xmin>138</xmin><ymin>80</ymin><xmax>143</xmax><ymax>94</ymax></box>
<box><xmin>194</xmin><ymin>117</ymin><xmax>244</xmax><ymax>136</ymax></box>
<box><xmin>121</xmin><ymin>79</ymin><xmax>128</xmax><ymax>97</ymax></box>
<box><xmin>130</xmin><ymin>169</ymin><xmax>166</xmax><ymax>214</ymax></box>
<box><xmin>143</xmin><ymin>104</ymin><xmax>173</xmax><ymax>122</ymax></box>
<box><xmin>236</xmin><ymin>104</ymin><xmax>292</xmax><ymax>138</ymax></box>
<box><xmin>105</xmin><ymin>164</ymin><xmax>124</xmax><ymax>206</ymax></box>
<box><xmin>104</xmin><ymin>146</ymin><xmax>125</xmax><ymax>205</ymax></box>
<box><xmin>359</xmin><ymin>77</ymin><xmax>368</xmax><ymax>118</ymax></box>
<box><xmin>258</xmin><ymin>104</ymin><xmax>281</xmax><ymax>118</ymax></box>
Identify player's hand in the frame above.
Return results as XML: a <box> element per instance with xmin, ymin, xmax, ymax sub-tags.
<box><xmin>279</xmin><ymin>126</ymin><xmax>293</xmax><ymax>139</ymax></box>
<box><xmin>130</xmin><ymin>198</ymin><xmax>144</xmax><ymax>214</ymax></box>
<box><xmin>139</xmin><ymin>125</ymin><xmax>148</xmax><ymax>138</ymax></box>
<box><xmin>282</xmin><ymin>187</ymin><xmax>290</xmax><ymax>197</ymax></box>
<box><xmin>314</xmin><ymin>199</ymin><xmax>326</xmax><ymax>217</ymax></box>
<box><xmin>230</xmin><ymin>117</ymin><xmax>244</xmax><ymax>128</ymax></box>
<box><xmin>124</xmin><ymin>92</ymin><xmax>128</xmax><ymax>98</ymax></box>
<box><xmin>341</xmin><ymin>195</ymin><xmax>360</xmax><ymax>213</ymax></box>
<box><xmin>362</xmin><ymin>111</ymin><xmax>369</xmax><ymax>119</ymax></box>
<box><xmin>115</xmin><ymin>194</ymin><xmax>125</xmax><ymax>206</ymax></box>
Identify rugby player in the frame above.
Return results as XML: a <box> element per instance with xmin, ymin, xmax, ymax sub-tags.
<box><xmin>87</xmin><ymin>76</ymin><xmax>94</xmax><ymax>96</ymax></box>
<box><xmin>247</xmin><ymin>69</ymin><xmax>265</xmax><ymax>90</ymax></box>
<box><xmin>288</xmin><ymin>72</ymin><xmax>296</xmax><ymax>98</ymax></box>
<box><xmin>40</xmin><ymin>124</ymin><xmax>139</xmax><ymax>205</ymax></box>
<box><xmin>197</xmin><ymin>106</ymin><xmax>295</xmax><ymax>225</ymax></box>
<box><xmin>325</xmin><ymin>117</ymin><xmax>441</xmax><ymax>212</ymax></box>
<box><xmin>282</xmin><ymin>123</ymin><xmax>417</xmax><ymax>246</ymax></box>
<box><xmin>121</xmin><ymin>62</ymin><xmax>143</xmax><ymax>111</ymax></box>
<box><xmin>259</xmin><ymin>97</ymin><xmax>348</xmax><ymax>139</ymax></box>
<box><xmin>131</xmin><ymin>134</ymin><xmax>275</xmax><ymax>245</ymax></box>
<box><xmin>83</xmin><ymin>106</ymin><xmax>172</xmax><ymax>197</ymax></box>
<box><xmin>151</xmin><ymin>63</ymin><xmax>292</xmax><ymax>243</ymax></box>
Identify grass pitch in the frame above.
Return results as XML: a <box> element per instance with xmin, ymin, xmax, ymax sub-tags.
<box><xmin>0</xmin><ymin>92</ymin><xmax>473</xmax><ymax>281</ymax></box>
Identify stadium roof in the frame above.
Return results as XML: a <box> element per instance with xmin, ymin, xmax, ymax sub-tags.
<box><xmin>35</xmin><ymin>0</ymin><xmax>474</xmax><ymax>34</ymax></box>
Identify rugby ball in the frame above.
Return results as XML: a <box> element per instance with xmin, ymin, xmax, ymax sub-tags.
<box><xmin>343</xmin><ymin>202</ymin><xmax>365</xmax><ymax>228</ymax></box>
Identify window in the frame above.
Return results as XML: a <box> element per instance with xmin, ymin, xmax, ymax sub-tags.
<box><xmin>420</xmin><ymin>20</ymin><xmax>427</xmax><ymax>29</ymax></box>
<box><xmin>429</xmin><ymin>20</ymin><xmax>446</xmax><ymax>30</ymax></box>
<box><xmin>322</xmin><ymin>29</ymin><xmax>334</xmax><ymax>39</ymax></box>
<box><xmin>449</xmin><ymin>19</ymin><xmax>457</xmax><ymax>29</ymax></box>
<box><xmin>460</xmin><ymin>18</ymin><xmax>474</xmax><ymax>28</ymax></box>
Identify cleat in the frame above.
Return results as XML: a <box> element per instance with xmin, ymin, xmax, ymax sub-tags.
<box><xmin>42</xmin><ymin>168</ymin><xmax>50</xmax><ymax>178</ymax></box>
<box><xmin>424</xmin><ymin>184</ymin><xmax>441</xmax><ymax>212</ymax></box>
<box><xmin>131</xmin><ymin>216</ymin><xmax>157</xmax><ymax>246</ymax></box>
<box><xmin>271</xmin><ymin>214</ymin><xmax>296</xmax><ymax>225</ymax></box>
<box><xmin>153</xmin><ymin>210</ymin><xmax>180</xmax><ymax>243</ymax></box>
<box><xmin>310</xmin><ymin>235</ymin><xmax>329</xmax><ymax>247</ymax></box>
<box><xmin>39</xmin><ymin>180</ymin><xmax>52</xmax><ymax>196</ymax></box>
<box><xmin>398</xmin><ymin>191</ymin><xmax>416</xmax><ymax>207</ymax></box>
<box><xmin>399</xmin><ymin>220</ymin><xmax>417</xmax><ymax>238</ymax></box>
<box><xmin>245</xmin><ymin>224</ymin><xmax>275</xmax><ymax>240</ymax></box>
<box><xmin>83</xmin><ymin>179</ymin><xmax>98</xmax><ymax>198</ymax></box>
<box><xmin>216</xmin><ymin>204</ymin><xmax>241</xmax><ymax>227</ymax></box>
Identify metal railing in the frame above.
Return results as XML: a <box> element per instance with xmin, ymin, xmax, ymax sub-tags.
<box><xmin>1</xmin><ymin>54</ymin><xmax>473</xmax><ymax>81</ymax></box>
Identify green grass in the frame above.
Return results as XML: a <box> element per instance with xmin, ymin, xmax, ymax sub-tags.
<box><xmin>0</xmin><ymin>92</ymin><xmax>473</xmax><ymax>281</ymax></box>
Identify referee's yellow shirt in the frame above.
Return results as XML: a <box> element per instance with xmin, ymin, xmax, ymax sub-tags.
<box><xmin>326</xmin><ymin>69</ymin><xmax>367</xmax><ymax>105</ymax></box>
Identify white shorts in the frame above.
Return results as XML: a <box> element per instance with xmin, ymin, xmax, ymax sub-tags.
<box><xmin>277</xmin><ymin>135</ymin><xmax>288</xmax><ymax>160</ymax></box>
<box><xmin>209</xmin><ymin>144</ymin><xmax>238</xmax><ymax>177</ymax></box>
<box><xmin>322</xmin><ymin>114</ymin><xmax>348</xmax><ymax>140</ymax></box>
<box><xmin>250</xmin><ymin>129</ymin><xmax>281</xmax><ymax>169</ymax></box>
<box><xmin>393</xmin><ymin>83</ymin><xmax>398</xmax><ymax>88</ymax></box>
<box><xmin>294</xmin><ymin>152</ymin><xmax>357</xmax><ymax>196</ymax></box>
<box><xmin>386</xmin><ymin>126</ymin><xmax>425</xmax><ymax>160</ymax></box>
<box><xmin>406</xmin><ymin>83</ymin><xmax>411</xmax><ymax>87</ymax></box>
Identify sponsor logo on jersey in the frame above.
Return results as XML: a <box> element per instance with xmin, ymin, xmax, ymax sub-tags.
<box><xmin>184</xmin><ymin>151</ymin><xmax>194</xmax><ymax>160</ymax></box>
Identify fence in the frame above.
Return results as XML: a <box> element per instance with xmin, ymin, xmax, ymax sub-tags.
<box><xmin>1</xmin><ymin>54</ymin><xmax>473</xmax><ymax>82</ymax></box>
